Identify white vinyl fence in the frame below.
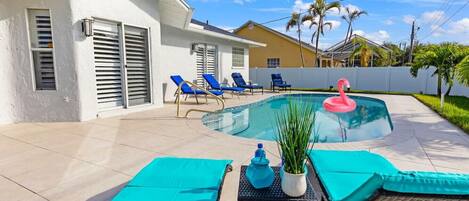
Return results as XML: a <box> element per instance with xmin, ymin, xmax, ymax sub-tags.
<box><xmin>249</xmin><ymin>67</ymin><xmax>469</xmax><ymax>97</ymax></box>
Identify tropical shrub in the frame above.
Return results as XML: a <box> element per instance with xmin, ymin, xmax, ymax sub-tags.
<box><xmin>411</xmin><ymin>43</ymin><xmax>468</xmax><ymax>96</ymax></box>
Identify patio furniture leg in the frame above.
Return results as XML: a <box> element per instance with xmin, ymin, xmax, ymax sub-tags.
<box><xmin>195</xmin><ymin>94</ymin><xmax>199</xmax><ymax>104</ymax></box>
<box><xmin>205</xmin><ymin>95</ymin><xmax>208</xmax><ymax>103</ymax></box>
<box><xmin>185</xmin><ymin>94</ymin><xmax>188</xmax><ymax>101</ymax></box>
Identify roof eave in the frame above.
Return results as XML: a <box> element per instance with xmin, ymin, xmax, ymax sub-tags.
<box><xmin>188</xmin><ymin>24</ymin><xmax>266</xmax><ymax>47</ymax></box>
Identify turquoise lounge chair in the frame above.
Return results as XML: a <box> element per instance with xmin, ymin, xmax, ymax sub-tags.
<box><xmin>113</xmin><ymin>157</ymin><xmax>232</xmax><ymax>201</ymax></box>
<box><xmin>308</xmin><ymin>150</ymin><xmax>469</xmax><ymax>201</ymax></box>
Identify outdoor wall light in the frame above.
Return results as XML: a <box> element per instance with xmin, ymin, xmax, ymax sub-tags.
<box><xmin>82</xmin><ymin>18</ymin><xmax>94</xmax><ymax>37</ymax></box>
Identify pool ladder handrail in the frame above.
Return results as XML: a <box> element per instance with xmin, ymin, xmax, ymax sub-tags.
<box><xmin>176</xmin><ymin>80</ymin><xmax>225</xmax><ymax>118</ymax></box>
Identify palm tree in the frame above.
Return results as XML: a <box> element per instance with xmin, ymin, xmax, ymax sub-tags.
<box><xmin>411</xmin><ymin>43</ymin><xmax>467</xmax><ymax>96</ymax></box>
<box><xmin>341</xmin><ymin>7</ymin><xmax>367</xmax><ymax>52</ymax></box>
<box><xmin>286</xmin><ymin>12</ymin><xmax>305</xmax><ymax>67</ymax></box>
<box><xmin>349</xmin><ymin>37</ymin><xmax>387</xmax><ymax>67</ymax></box>
<box><xmin>302</xmin><ymin>0</ymin><xmax>341</xmax><ymax>67</ymax></box>
<box><xmin>456</xmin><ymin>55</ymin><xmax>469</xmax><ymax>86</ymax></box>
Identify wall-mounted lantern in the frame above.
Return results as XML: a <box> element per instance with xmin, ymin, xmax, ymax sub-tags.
<box><xmin>81</xmin><ymin>18</ymin><xmax>94</xmax><ymax>37</ymax></box>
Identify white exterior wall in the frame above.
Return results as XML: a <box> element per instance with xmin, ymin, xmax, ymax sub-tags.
<box><xmin>0</xmin><ymin>0</ymin><xmax>79</xmax><ymax>123</ymax></box>
<box><xmin>0</xmin><ymin>0</ymin><xmax>163</xmax><ymax>123</ymax></box>
<box><xmin>69</xmin><ymin>0</ymin><xmax>163</xmax><ymax>120</ymax></box>
<box><xmin>250</xmin><ymin>67</ymin><xmax>469</xmax><ymax>97</ymax></box>
<box><xmin>160</xmin><ymin>24</ymin><xmax>250</xmax><ymax>101</ymax></box>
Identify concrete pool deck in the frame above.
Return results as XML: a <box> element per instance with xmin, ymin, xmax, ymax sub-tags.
<box><xmin>0</xmin><ymin>92</ymin><xmax>468</xmax><ymax>201</ymax></box>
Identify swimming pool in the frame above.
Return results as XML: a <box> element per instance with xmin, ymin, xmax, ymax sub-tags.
<box><xmin>202</xmin><ymin>94</ymin><xmax>393</xmax><ymax>143</ymax></box>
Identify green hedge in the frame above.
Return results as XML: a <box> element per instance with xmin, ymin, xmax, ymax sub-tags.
<box><xmin>413</xmin><ymin>94</ymin><xmax>469</xmax><ymax>134</ymax></box>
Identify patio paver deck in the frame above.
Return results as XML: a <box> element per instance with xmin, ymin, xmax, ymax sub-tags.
<box><xmin>0</xmin><ymin>92</ymin><xmax>468</xmax><ymax>201</ymax></box>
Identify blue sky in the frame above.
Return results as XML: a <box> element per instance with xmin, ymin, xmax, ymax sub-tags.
<box><xmin>187</xmin><ymin>0</ymin><xmax>469</xmax><ymax>49</ymax></box>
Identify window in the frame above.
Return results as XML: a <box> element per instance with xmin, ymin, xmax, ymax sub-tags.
<box><xmin>267</xmin><ymin>58</ymin><xmax>280</xmax><ymax>68</ymax></box>
<box><xmin>27</xmin><ymin>9</ymin><xmax>56</xmax><ymax>90</ymax></box>
<box><xmin>232</xmin><ymin>47</ymin><xmax>244</xmax><ymax>67</ymax></box>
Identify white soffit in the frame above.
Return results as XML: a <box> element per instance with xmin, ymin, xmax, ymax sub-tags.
<box><xmin>159</xmin><ymin>0</ymin><xmax>192</xmax><ymax>29</ymax></box>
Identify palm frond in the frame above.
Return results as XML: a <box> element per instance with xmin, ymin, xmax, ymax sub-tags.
<box><xmin>456</xmin><ymin>55</ymin><xmax>469</xmax><ymax>86</ymax></box>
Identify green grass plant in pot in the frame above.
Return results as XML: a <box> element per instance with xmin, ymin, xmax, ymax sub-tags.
<box><xmin>276</xmin><ymin>103</ymin><xmax>317</xmax><ymax>197</ymax></box>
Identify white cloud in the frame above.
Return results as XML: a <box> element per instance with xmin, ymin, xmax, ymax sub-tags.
<box><xmin>447</xmin><ymin>18</ymin><xmax>469</xmax><ymax>34</ymax></box>
<box><xmin>421</xmin><ymin>10</ymin><xmax>445</xmax><ymax>24</ymax></box>
<box><xmin>430</xmin><ymin>24</ymin><xmax>445</xmax><ymax>37</ymax></box>
<box><xmin>233</xmin><ymin>0</ymin><xmax>254</xmax><ymax>5</ymax></box>
<box><xmin>293</xmin><ymin>0</ymin><xmax>310</xmax><ymax>12</ymax></box>
<box><xmin>403</xmin><ymin>15</ymin><xmax>416</xmax><ymax>25</ymax></box>
<box><xmin>353</xmin><ymin>30</ymin><xmax>390</xmax><ymax>44</ymax></box>
<box><xmin>383</xmin><ymin>19</ymin><xmax>394</xmax><ymax>25</ymax></box>
<box><xmin>429</xmin><ymin>18</ymin><xmax>469</xmax><ymax>37</ymax></box>
<box><xmin>325</xmin><ymin>20</ymin><xmax>341</xmax><ymax>30</ymax></box>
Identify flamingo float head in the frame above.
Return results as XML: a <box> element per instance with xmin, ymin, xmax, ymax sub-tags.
<box><xmin>338</xmin><ymin>78</ymin><xmax>350</xmax><ymax>89</ymax></box>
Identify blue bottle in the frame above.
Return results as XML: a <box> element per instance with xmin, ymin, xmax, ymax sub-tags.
<box><xmin>246</xmin><ymin>143</ymin><xmax>275</xmax><ymax>189</ymax></box>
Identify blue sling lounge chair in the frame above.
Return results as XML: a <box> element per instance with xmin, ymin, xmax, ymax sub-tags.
<box><xmin>170</xmin><ymin>75</ymin><xmax>223</xmax><ymax>104</ymax></box>
<box><xmin>113</xmin><ymin>157</ymin><xmax>233</xmax><ymax>201</ymax></box>
<box><xmin>231</xmin><ymin>73</ymin><xmax>263</xmax><ymax>95</ymax></box>
<box><xmin>271</xmin><ymin>74</ymin><xmax>292</xmax><ymax>92</ymax></box>
<box><xmin>307</xmin><ymin>150</ymin><xmax>469</xmax><ymax>201</ymax></box>
<box><xmin>203</xmin><ymin>74</ymin><xmax>245</xmax><ymax>98</ymax></box>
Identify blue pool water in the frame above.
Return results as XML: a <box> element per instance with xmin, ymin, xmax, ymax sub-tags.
<box><xmin>202</xmin><ymin>94</ymin><xmax>393</xmax><ymax>143</ymax></box>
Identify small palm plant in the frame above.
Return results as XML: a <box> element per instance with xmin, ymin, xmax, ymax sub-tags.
<box><xmin>276</xmin><ymin>103</ymin><xmax>316</xmax><ymax>174</ymax></box>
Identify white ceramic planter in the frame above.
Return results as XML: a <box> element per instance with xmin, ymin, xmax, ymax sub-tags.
<box><xmin>281</xmin><ymin>169</ymin><xmax>307</xmax><ymax>197</ymax></box>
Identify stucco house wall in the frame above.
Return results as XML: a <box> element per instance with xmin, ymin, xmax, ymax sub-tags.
<box><xmin>160</xmin><ymin>24</ymin><xmax>250</xmax><ymax>102</ymax></box>
<box><xmin>69</xmin><ymin>0</ymin><xmax>163</xmax><ymax>120</ymax></box>
<box><xmin>0</xmin><ymin>0</ymin><xmax>259</xmax><ymax>123</ymax></box>
<box><xmin>0</xmin><ymin>0</ymin><xmax>163</xmax><ymax>123</ymax></box>
<box><xmin>0</xmin><ymin>0</ymin><xmax>79</xmax><ymax>123</ymax></box>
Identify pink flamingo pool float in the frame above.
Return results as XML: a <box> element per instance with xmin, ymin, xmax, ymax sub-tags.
<box><xmin>323</xmin><ymin>78</ymin><xmax>357</xmax><ymax>113</ymax></box>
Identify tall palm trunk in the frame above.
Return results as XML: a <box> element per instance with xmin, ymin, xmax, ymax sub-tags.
<box><xmin>437</xmin><ymin>74</ymin><xmax>442</xmax><ymax>96</ymax></box>
<box><xmin>314</xmin><ymin>18</ymin><xmax>322</xmax><ymax>67</ymax></box>
<box><xmin>297</xmin><ymin>21</ymin><xmax>305</xmax><ymax>67</ymax></box>
<box><xmin>341</xmin><ymin>22</ymin><xmax>352</xmax><ymax>66</ymax></box>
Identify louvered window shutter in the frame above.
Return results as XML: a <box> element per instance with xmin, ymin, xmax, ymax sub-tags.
<box><xmin>195</xmin><ymin>44</ymin><xmax>217</xmax><ymax>87</ymax></box>
<box><xmin>195</xmin><ymin>44</ymin><xmax>206</xmax><ymax>87</ymax></box>
<box><xmin>205</xmin><ymin>45</ymin><xmax>217</xmax><ymax>76</ymax></box>
<box><xmin>93</xmin><ymin>20</ymin><xmax>124</xmax><ymax>109</ymax></box>
<box><xmin>124</xmin><ymin>26</ymin><xmax>151</xmax><ymax>106</ymax></box>
<box><xmin>27</xmin><ymin>9</ymin><xmax>56</xmax><ymax>90</ymax></box>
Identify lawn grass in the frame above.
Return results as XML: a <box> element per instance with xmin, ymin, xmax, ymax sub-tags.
<box><xmin>413</xmin><ymin>94</ymin><xmax>469</xmax><ymax>134</ymax></box>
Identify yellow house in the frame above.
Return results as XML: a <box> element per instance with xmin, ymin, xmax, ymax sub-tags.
<box><xmin>235</xmin><ymin>21</ymin><xmax>340</xmax><ymax>68</ymax></box>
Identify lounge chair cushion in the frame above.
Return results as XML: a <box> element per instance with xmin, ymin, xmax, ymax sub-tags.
<box><xmin>319</xmin><ymin>172</ymin><xmax>383</xmax><ymax>201</ymax></box>
<box><xmin>113</xmin><ymin>187</ymin><xmax>219</xmax><ymax>201</ymax></box>
<box><xmin>382</xmin><ymin>171</ymin><xmax>469</xmax><ymax>195</ymax></box>
<box><xmin>310</xmin><ymin>150</ymin><xmax>398</xmax><ymax>201</ymax></box>
<box><xmin>128</xmin><ymin>157</ymin><xmax>232</xmax><ymax>189</ymax></box>
<box><xmin>310</xmin><ymin>150</ymin><xmax>399</xmax><ymax>175</ymax></box>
